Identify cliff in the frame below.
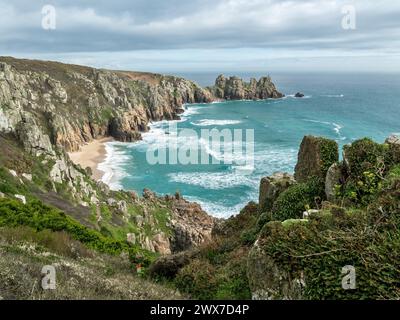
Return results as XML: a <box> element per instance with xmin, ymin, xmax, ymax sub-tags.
<box><xmin>0</xmin><ymin>57</ymin><xmax>214</xmax><ymax>153</ymax></box>
<box><xmin>0</xmin><ymin>56</ymin><xmax>223</xmax><ymax>262</ymax></box>
<box><xmin>0</xmin><ymin>58</ymin><xmax>283</xmax><ymax>155</ymax></box>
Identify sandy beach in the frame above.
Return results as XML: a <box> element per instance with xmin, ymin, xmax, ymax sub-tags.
<box><xmin>68</xmin><ymin>137</ymin><xmax>114</xmax><ymax>181</ymax></box>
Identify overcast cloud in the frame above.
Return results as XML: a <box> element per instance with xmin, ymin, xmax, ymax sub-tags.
<box><xmin>0</xmin><ymin>0</ymin><xmax>399</xmax><ymax>72</ymax></box>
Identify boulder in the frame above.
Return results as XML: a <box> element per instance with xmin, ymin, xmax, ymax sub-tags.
<box><xmin>259</xmin><ymin>172</ymin><xmax>295</xmax><ymax>212</ymax></box>
<box><xmin>302</xmin><ymin>209</ymin><xmax>320</xmax><ymax>219</ymax></box>
<box><xmin>117</xmin><ymin>200</ymin><xmax>128</xmax><ymax>214</ymax></box>
<box><xmin>325</xmin><ymin>163</ymin><xmax>342</xmax><ymax>202</ymax></box>
<box><xmin>152</xmin><ymin>233</ymin><xmax>171</xmax><ymax>255</ymax></box>
<box><xmin>295</xmin><ymin>92</ymin><xmax>305</xmax><ymax>98</ymax></box>
<box><xmin>294</xmin><ymin>136</ymin><xmax>339</xmax><ymax>183</ymax></box>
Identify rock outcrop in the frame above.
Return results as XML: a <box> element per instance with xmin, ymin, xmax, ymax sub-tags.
<box><xmin>209</xmin><ymin>74</ymin><xmax>283</xmax><ymax>100</ymax></box>
<box><xmin>294</xmin><ymin>136</ymin><xmax>339</xmax><ymax>183</ymax></box>
<box><xmin>168</xmin><ymin>195</ymin><xmax>216</xmax><ymax>252</ymax></box>
<box><xmin>259</xmin><ymin>172</ymin><xmax>295</xmax><ymax>213</ymax></box>
<box><xmin>325</xmin><ymin>163</ymin><xmax>343</xmax><ymax>202</ymax></box>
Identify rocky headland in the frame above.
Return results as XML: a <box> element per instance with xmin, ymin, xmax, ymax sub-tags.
<box><xmin>0</xmin><ymin>57</ymin><xmax>282</xmax><ymax>260</ymax></box>
<box><xmin>1</xmin><ymin>56</ymin><xmax>398</xmax><ymax>300</ymax></box>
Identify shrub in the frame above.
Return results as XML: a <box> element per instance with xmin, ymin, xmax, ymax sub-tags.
<box><xmin>340</xmin><ymin>139</ymin><xmax>396</xmax><ymax>205</ymax></box>
<box><xmin>272</xmin><ymin>177</ymin><xmax>325</xmax><ymax>221</ymax></box>
<box><xmin>343</xmin><ymin>138</ymin><xmax>388</xmax><ymax>180</ymax></box>
<box><xmin>215</xmin><ymin>257</ymin><xmax>251</xmax><ymax>300</ymax></box>
<box><xmin>175</xmin><ymin>259</ymin><xmax>219</xmax><ymax>300</ymax></box>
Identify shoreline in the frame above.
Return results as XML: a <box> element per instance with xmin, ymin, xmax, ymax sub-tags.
<box><xmin>68</xmin><ymin>137</ymin><xmax>114</xmax><ymax>181</ymax></box>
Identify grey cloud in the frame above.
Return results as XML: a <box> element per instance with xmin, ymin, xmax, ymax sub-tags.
<box><xmin>0</xmin><ymin>0</ymin><xmax>400</xmax><ymax>73</ymax></box>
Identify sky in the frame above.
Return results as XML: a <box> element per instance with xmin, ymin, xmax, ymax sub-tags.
<box><xmin>0</xmin><ymin>0</ymin><xmax>400</xmax><ymax>73</ymax></box>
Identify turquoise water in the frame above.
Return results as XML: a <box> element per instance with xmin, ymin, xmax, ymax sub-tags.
<box><xmin>100</xmin><ymin>73</ymin><xmax>400</xmax><ymax>218</ymax></box>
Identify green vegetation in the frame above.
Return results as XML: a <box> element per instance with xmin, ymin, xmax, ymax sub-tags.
<box><xmin>319</xmin><ymin>137</ymin><xmax>339</xmax><ymax>175</ymax></box>
<box><xmin>0</xmin><ymin>197</ymin><xmax>158</xmax><ymax>267</ymax></box>
<box><xmin>272</xmin><ymin>177</ymin><xmax>325</xmax><ymax>221</ymax></box>
<box><xmin>260</xmin><ymin>183</ymin><xmax>400</xmax><ymax>299</ymax></box>
<box><xmin>0</xmin><ymin>198</ymin><xmax>127</xmax><ymax>254</ymax></box>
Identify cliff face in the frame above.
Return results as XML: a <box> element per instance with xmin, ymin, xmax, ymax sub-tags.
<box><xmin>0</xmin><ymin>57</ymin><xmax>213</xmax><ymax>153</ymax></box>
<box><xmin>0</xmin><ymin>58</ymin><xmax>283</xmax><ymax>154</ymax></box>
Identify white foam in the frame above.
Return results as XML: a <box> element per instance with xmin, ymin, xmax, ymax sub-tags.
<box><xmin>303</xmin><ymin>119</ymin><xmax>346</xmax><ymax>141</ymax></box>
<box><xmin>98</xmin><ymin>142</ymin><xmax>130</xmax><ymax>190</ymax></box>
<box><xmin>168</xmin><ymin>171</ymin><xmax>254</xmax><ymax>190</ymax></box>
<box><xmin>184</xmin><ymin>196</ymin><xmax>251</xmax><ymax>218</ymax></box>
<box><xmin>321</xmin><ymin>94</ymin><xmax>344</xmax><ymax>98</ymax></box>
<box><xmin>191</xmin><ymin>119</ymin><xmax>242</xmax><ymax>126</ymax></box>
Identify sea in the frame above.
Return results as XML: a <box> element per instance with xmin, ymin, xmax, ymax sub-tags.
<box><xmin>98</xmin><ymin>72</ymin><xmax>400</xmax><ymax>218</ymax></box>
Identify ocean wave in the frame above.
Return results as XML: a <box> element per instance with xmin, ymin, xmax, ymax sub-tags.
<box><xmin>167</xmin><ymin>171</ymin><xmax>254</xmax><ymax>190</ymax></box>
<box><xmin>321</xmin><ymin>94</ymin><xmax>344</xmax><ymax>98</ymax></box>
<box><xmin>303</xmin><ymin>119</ymin><xmax>346</xmax><ymax>141</ymax></box>
<box><xmin>199</xmin><ymin>137</ymin><xmax>252</xmax><ymax>165</ymax></box>
<box><xmin>183</xmin><ymin>196</ymin><xmax>250</xmax><ymax>218</ymax></box>
<box><xmin>191</xmin><ymin>119</ymin><xmax>242</xmax><ymax>126</ymax></box>
<box><xmin>98</xmin><ymin>142</ymin><xmax>130</xmax><ymax>190</ymax></box>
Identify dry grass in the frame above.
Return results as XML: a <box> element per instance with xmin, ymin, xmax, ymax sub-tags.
<box><xmin>0</xmin><ymin>228</ymin><xmax>185</xmax><ymax>300</ymax></box>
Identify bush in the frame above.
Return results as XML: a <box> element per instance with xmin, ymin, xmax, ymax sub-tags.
<box><xmin>272</xmin><ymin>177</ymin><xmax>325</xmax><ymax>221</ymax></box>
<box><xmin>175</xmin><ymin>259</ymin><xmax>219</xmax><ymax>300</ymax></box>
<box><xmin>340</xmin><ymin>138</ymin><xmax>399</xmax><ymax>205</ymax></box>
<box><xmin>343</xmin><ymin>138</ymin><xmax>388</xmax><ymax>180</ymax></box>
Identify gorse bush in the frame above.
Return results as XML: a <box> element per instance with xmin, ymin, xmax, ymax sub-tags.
<box><xmin>272</xmin><ymin>177</ymin><xmax>325</xmax><ymax>221</ymax></box>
